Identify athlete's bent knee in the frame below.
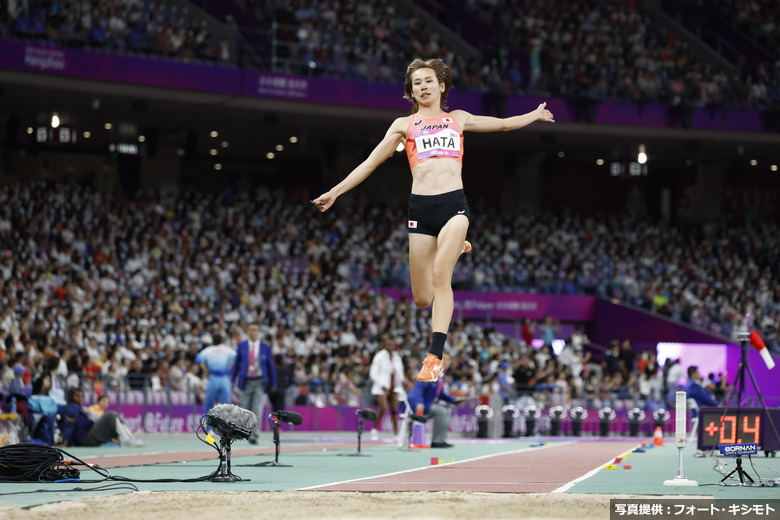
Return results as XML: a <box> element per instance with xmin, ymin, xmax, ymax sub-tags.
<box><xmin>413</xmin><ymin>295</ymin><xmax>433</xmax><ymax>308</ymax></box>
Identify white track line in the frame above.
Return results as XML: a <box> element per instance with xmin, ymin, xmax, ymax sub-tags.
<box><xmin>552</xmin><ymin>442</ymin><xmax>643</xmax><ymax>493</ymax></box>
<box><xmin>343</xmin><ymin>481</ymin><xmax>562</xmax><ymax>485</ymax></box>
<box><xmin>299</xmin><ymin>442</ymin><xmax>570</xmax><ymax>490</ymax></box>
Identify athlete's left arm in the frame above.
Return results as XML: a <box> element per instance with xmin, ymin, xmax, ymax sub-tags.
<box><xmin>455</xmin><ymin>102</ymin><xmax>555</xmax><ymax>133</ymax></box>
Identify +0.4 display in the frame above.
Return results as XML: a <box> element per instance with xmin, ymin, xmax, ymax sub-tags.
<box><xmin>698</xmin><ymin>408</ymin><xmax>780</xmax><ymax>452</ymax></box>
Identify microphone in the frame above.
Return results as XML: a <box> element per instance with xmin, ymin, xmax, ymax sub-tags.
<box><xmin>750</xmin><ymin>331</ymin><xmax>775</xmax><ymax>370</ymax></box>
<box><xmin>272</xmin><ymin>410</ymin><xmax>303</xmax><ymax>426</ymax></box>
<box><xmin>206</xmin><ymin>404</ymin><xmax>259</xmax><ymax>440</ymax></box>
<box><xmin>357</xmin><ymin>408</ymin><xmax>378</xmax><ymax>422</ymax></box>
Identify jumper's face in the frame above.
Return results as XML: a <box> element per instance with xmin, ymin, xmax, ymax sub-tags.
<box><xmin>411</xmin><ymin>68</ymin><xmax>444</xmax><ymax>106</ymax></box>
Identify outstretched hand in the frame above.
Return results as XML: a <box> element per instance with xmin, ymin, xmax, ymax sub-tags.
<box><xmin>311</xmin><ymin>192</ymin><xmax>336</xmax><ymax>212</ymax></box>
<box><xmin>536</xmin><ymin>102</ymin><xmax>555</xmax><ymax>123</ymax></box>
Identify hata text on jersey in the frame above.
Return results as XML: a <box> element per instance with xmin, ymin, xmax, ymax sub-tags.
<box><xmin>418</xmin><ymin>135</ymin><xmax>457</xmax><ymax>150</ymax></box>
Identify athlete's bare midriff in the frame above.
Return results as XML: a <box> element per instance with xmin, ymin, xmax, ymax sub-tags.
<box><xmin>410</xmin><ymin>158</ymin><xmax>463</xmax><ymax>195</ymax></box>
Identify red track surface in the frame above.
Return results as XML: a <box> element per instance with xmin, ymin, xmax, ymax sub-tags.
<box><xmin>77</xmin><ymin>442</ymin><xmax>363</xmax><ymax>469</ymax></box>
<box><xmin>309</xmin><ymin>441</ymin><xmax>639</xmax><ymax>493</ymax></box>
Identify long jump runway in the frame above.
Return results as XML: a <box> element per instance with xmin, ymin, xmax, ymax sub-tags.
<box><xmin>308</xmin><ymin>440</ymin><xmax>639</xmax><ymax>493</ymax></box>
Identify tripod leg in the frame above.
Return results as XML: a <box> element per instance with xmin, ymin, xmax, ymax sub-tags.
<box><xmin>744</xmin><ymin>363</ymin><xmax>780</xmax><ymax>449</ymax></box>
<box><xmin>273</xmin><ymin>423</ymin><xmax>281</xmax><ymax>464</ymax></box>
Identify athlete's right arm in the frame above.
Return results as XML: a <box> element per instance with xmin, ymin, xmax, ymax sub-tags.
<box><xmin>312</xmin><ymin>117</ymin><xmax>406</xmax><ymax>212</ymax></box>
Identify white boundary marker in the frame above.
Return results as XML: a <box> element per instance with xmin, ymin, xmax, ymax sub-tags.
<box><xmin>299</xmin><ymin>442</ymin><xmax>570</xmax><ymax>490</ymax></box>
<box><xmin>663</xmin><ymin>391</ymin><xmax>699</xmax><ymax>486</ymax></box>
<box><xmin>552</xmin><ymin>443</ymin><xmax>643</xmax><ymax>493</ymax></box>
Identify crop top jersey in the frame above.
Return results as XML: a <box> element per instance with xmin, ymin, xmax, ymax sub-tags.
<box><xmin>404</xmin><ymin>112</ymin><xmax>464</xmax><ymax>171</ymax></box>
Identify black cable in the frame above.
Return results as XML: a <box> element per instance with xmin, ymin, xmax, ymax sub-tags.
<box><xmin>73</xmin><ymin>420</ymin><xmax>223</xmax><ymax>483</ymax></box>
<box><xmin>0</xmin><ymin>418</ymin><xmax>233</xmax><ymax>486</ymax></box>
<box><xmin>0</xmin><ymin>443</ymin><xmax>75</xmax><ymax>482</ymax></box>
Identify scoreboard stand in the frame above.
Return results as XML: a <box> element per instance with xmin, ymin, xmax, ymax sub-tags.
<box><xmin>697</xmin><ymin>316</ymin><xmax>780</xmax><ymax>454</ymax></box>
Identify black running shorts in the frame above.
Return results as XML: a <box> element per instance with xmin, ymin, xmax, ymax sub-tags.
<box><xmin>407</xmin><ymin>189</ymin><xmax>470</xmax><ymax>236</ymax></box>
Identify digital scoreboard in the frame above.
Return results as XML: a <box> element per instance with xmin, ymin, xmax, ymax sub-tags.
<box><xmin>698</xmin><ymin>407</ymin><xmax>780</xmax><ymax>452</ymax></box>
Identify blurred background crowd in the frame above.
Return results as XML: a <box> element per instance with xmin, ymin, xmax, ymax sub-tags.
<box><xmin>0</xmin><ymin>181</ymin><xmax>773</xmax><ymax>420</ymax></box>
<box><xmin>1</xmin><ymin>0</ymin><xmax>777</xmax><ymax>108</ymax></box>
<box><xmin>0</xmin><ymin>1</ymin><xmax>777</xmax><ymax>444</ymax></box>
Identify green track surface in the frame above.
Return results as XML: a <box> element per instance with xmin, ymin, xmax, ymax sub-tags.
<box><xmin>563</xmin><ymin>442</ymin><xmax>780</xmax><ymax>498</ymax></box>
<box><xmin>2</xmin><ymin>435</ymin><xmax>778</xmax><ymax>510</ymax></box>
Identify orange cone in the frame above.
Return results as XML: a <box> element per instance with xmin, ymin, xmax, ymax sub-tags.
<box><xmin>653</xmin><ymin>426</ymin><xmax>665</xmax><ymax>447</ymax></box>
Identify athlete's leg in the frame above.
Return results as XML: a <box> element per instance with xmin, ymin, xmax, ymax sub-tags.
<box><xmin>408</xmin><ymin>233</ymin><xmax>437</xmax><ymax>308</ymax></box>
<box><xmin>374</xmin><ymin>393</ymin><xmax>388</xmax><ymax>431</ymax></box>
<box><xmin>417</xmin><ymin>215</ymin><xmax>469</xmax><ymax>382</ymax></box>
<box><xmin>387</xmin><ymin>390</ymin><xmax>399</xmax><ymax>434</ymax></box>
<box><xmin>431</xmin><ymin>215</ymin><xmax>469</xmax><ymax>334</ymax></box>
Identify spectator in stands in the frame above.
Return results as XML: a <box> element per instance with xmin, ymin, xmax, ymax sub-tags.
<box><xmin>665</xmin><ymin>358</ymin><xmax>685</xmax><ymax>394</ymax></box>
<box><xmin>184</xmin><ymin>363</ymin><xmax>207</xmax><ymax>405</ymax></box>
<box><xmin>168</xmin><ymin>355</ymin><xmax>190</xmax><ymax>392</ymax></box>
<box><xmin>126</xmin><ymin>358</ymin><xmax>148</xmax><ymax>391</ymax></box>
<box><xmin>497</xmin><ymin>361</ymin><xmax>514</xmax><ymax>404</ymax></box>
<box><xmin>539</xmin><ymin>316</ymin><xmax>559</xmax><ymax>348</ymax></box>
<box><xmin>604</xmin><ymin>340</ymin><xmax>621</xmax><ymax>376</ymax></box>
<box><xmin>618</xmin><ymin>339</ymin><xmax>636</xmax><ymax>375</ymax></box>
<box><xmin>58</xmin><ymin>388</ymin><xmax>143</xmax><ymax>447</ymax></box>
<box><xmin>28</xmin><ymin>374</ymin><xmax>59</xmax><ymax>445</ymax></box>
<box><xmin>87</xmin><ymin>394</ymin><xmax>145</xmax><ymax>447</ymax></box>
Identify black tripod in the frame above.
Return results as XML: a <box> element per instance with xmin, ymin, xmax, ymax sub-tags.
<box><xmin>211</xmin><ymin>437</ymin><xmax>248</xmax><ymax>482</ymax></box>
<box><xmin>252</xmin><ymin>414</ymin><xmax>292</xmax><ymax>467</ymax></box>
<box><xmin>721</xmin><ymin>456</ymin><xmax>755</xmax><ymax>486</ymax></box>
<box><xmin>720</xmin><ymin>318</ymin><xmax>780</xmax><ymax>457</ymax></box>
<box><xmin>339</xmin><ymin>414</ymin><xmax>371</xmax><ymax>457</ymax></box>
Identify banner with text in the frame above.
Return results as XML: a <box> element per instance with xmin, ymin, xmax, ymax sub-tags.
<box><xmin>0</xmin><ymin>40</ymin><xmax>770</xmax><ymax>133</ymax></box>
<box><xmin>380</xmin><ymin>289</ymin><xmax>595</xmax><ymax>322</ymax></box>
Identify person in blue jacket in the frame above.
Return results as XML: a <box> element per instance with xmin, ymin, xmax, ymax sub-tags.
<box><xmin>684</xmin><ymin>365</ymin><xmax>720</xmax><ymax>407</ymax></box>
<box><xmin>230</xmin><ymin>323</ymin><xmax>277</xmax><ymax>444</ymax></box>
<box><xmin>58</xmin><ymin>387</ymin><xmax>126</xmax><ymax>447</ymax></box>
<box><xmin>406</xmin><ymin>352</ymin><xmax>461</xmax><ymax>448</ymax></box>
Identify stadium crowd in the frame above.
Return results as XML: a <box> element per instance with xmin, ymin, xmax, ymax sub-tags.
<box><xmin>452</xmin><ymin>0</ymin><xmax>777</xmax><ymax>108</ymax></box>
<box><xmin>0</xmin><ymin>182</ymin><xmax>773</xmax><ymax>435</ymax></box>
<box><xmin>1</xmin><ymin>0</ymin><xmax>231</xmax><ymax>62</ymax></box>
<box><xmin>3</xmin><ymin>0</ymin><xmax>777</xmax><ymax>108</ymax></box>
<box><xmin>681</xmin><ymin>0</ymin><xmax>779</xmax><ymax>62</ymax></box>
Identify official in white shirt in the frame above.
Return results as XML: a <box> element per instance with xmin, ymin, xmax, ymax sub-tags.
<box><xmin>368</xmin><ymin>334</ymin><xmax>405</xmax><ymax>439</ymax></box>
